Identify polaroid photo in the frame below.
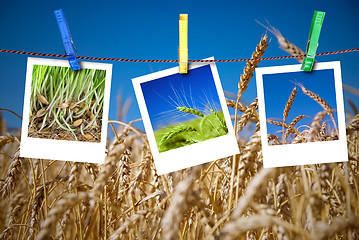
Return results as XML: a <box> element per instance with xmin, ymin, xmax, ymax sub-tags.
<box><xmin>20</xmin><ymin>57</ymin><xmax>112</xmax><ymax>164</ymax></box>
<box><xmin>256</xmin><ymin>61</ymin><xmax>348</xmax><ymax>168</ymax></box>
<box><xmin>132</xmin><ymin>58</ymin><xmax>239</xmax><ymax>175</ymax></box>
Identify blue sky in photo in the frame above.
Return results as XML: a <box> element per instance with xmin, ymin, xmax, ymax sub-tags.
<box><xmin>141</xmin><ymin>65</ymin><xmax>222</xmax><ymax>131</ymax></box>
<box><xmin>0</xmin><ymin>0</ymin><xmax>358</xmax><ymax>136</ymax></box>
<box><xmin>263</xmin><ymin>69</ymin><xmax>338</xmax><ymax>137</ymax></box>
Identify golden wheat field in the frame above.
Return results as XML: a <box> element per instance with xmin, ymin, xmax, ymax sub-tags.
<box><xmin>0</xmin><ymin>33</ymin><xmax>359</xmax><ymax>240</ymax></box>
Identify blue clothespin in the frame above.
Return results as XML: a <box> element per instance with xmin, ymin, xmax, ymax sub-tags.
<box><xmin>54</xmin><ymin>9</ymin><xmax>81</xmax><ymax>70</ymax></box>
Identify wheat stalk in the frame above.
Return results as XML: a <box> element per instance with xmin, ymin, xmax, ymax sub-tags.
<box><xmin>230</xmin><ymin>34</ymin><xmax>268</xmax><ymax>215</ymax></box>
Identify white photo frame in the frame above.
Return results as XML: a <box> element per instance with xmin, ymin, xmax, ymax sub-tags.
<box><xmin>256</xmin><ymin>61</ymin><xmax>348</xmax><ymax>168</ymax></box>
<box><xmin>20</xmin><ymin>57</ymin><xmax>112</xmax><ymax>164</ymax></box>
<box><xmin>132</xmin><ymin>57</ymin><xmax>239</xmax><ymax>175</ymax></box>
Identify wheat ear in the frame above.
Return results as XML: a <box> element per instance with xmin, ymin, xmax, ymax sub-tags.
<box><xmin>162</xmin><ymin>166</ymin><xmax>201</xmax><ymax>240</ymax></box>
<box><xmin>236</xmin><ymin>98</ymin><xmax>258</xmax><ymax>133</ymax></box>
<box><xmin>295</xmin><ymin>81</ymin><xmax>338</xmax><ymax>133</ymax></box>
<box><xmin>220</xmin><ymin>168</ymin><xmax>277</xmax><ymax>238</ymax></box>
<box><xmin>231</xmin><ymin>33</ymin><xmax>267</xmax><ymax>213</ymax></box>
<box><xmin>237</xmin><ymin>34</ymin><xmax>268</xmax><ymax>100</ymax></box>
<box><xmin>177</xmin><ymin>106</ymin><xmax>204</xmax><ymax>117</ymax></box>
<box><xmin>0</xmin><ymin>193</ymin><xmax>25</xmax><ymax>239</ymax></box>
<box><xmin>0</xmin><ymin>134</ymin><xmax>16</xmax><ymax>150</ymax></box>
<box><xmin>210</xmin><ymin>109</ymin><xmax>228</xmax><ymax>132</ymax></box>
<box><xmin>347</xmin><ymin>114</ymin><xmax>359</xmax><ymax>134</ymax></box>
<box><xmin>226</xmin><ymin>98</ymin><xmax>247</xmax><ymax>112</ymax></box>
<box><xmin>36</xmin><ymin>192</ymin><xmax>90</xmax><ymax>240</ymax></box>
<box><xmin>284</xmin><ymin>115</ymin><xmax>309</xmax><ymax>139</ymax></box>
<box><xmin>0</xmin><ymin>149</ymin><xmax>21</xmax><ymax>198</ymax></box>
<box><xmin>282</xmin><ymin>87</ymin><xmax>297</xmax><ymax>142</ymax></box>
<box><xmin>315</xmin><ymin>216</ymin><xmax>359</xmax><ymax>240</ymax></box>
<box><xmin>68</xmin><ymin>162</ymin><xmax>80</xmax><ymax>189</ymax></box>
<box><xmin>219</xmin><ymin>214</ymin><xmax>312</xmax><ymax>240</ymax></box>
<box><xmin>160</xmin><ymin>125</ymin><xmax>197</xmax><ymax>146</ymax></box>
<box><xmin>236</xmin><ymin>131</ymin><xmax>262</xmax><ymax>198</ymax></box>
<box><xmin>283</xmin><ymin>87</ymin><xmax>297</xmax><ymax>123</ymax></box>
<box><xmin>307</xmin><ymin>111</ymin><xmax>327</xmax><ymax>142</ymax></box>
<box><xmin>256</xmin><ymin>20</ymin><xmax>305</xmax><ymax>63</ymax></box>
<box><xmin>91</xmin><ymin>135</ymin><xmax>137</xmax><ymax>200</ymax></box>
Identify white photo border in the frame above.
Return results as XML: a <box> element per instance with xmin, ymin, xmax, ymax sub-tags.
<box><xmin>20</xmin><ymin>57</ymin><xmax>112</xmax><ymax>164</ymax></box>
<box><xmin>132</xmin><ymin>57</ymin><xmax>239</xmax><ymax>175</ymax></box>
<box><xmin>256</xmin><ymin>61</ymin><xmax>348</xmax><ymax>168</ymax></box>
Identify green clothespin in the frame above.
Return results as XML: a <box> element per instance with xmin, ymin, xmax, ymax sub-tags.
<box><xmin>301</xmin><ymin>11</ymin><xmax>325</xmax><ymax>71</ymax></box>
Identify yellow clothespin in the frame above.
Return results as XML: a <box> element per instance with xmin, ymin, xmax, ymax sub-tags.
<box><xmin>179</xmin><ymin>14</ymin><xmax>188</xmax><ymax>74</ymax></box>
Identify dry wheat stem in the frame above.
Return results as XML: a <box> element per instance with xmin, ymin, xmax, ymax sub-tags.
<box><xmin>35</xmin><ymin>192</ymin><xmax>90</xmax><ymax>240</ymax></box>
<box><xmin>91</xmin><ymin>135</ymin><xmax>138</xmax><ymax>200</ymax></box>
<box><xmin>161</xmin><ymin>166</ymin><xmax>201</xmax><ymax>240</ymax></box>
<box><xmin>315</xmin><ymin>216</ymin><xmax>359</xmax><ymax>240</ymax></box>
<box><xmin>230</xmin><ymin>168</ymin><xmax>277</xmax><ymax>220</ymax></box>
<box><xmin>219</xmin><ymin>214</ymin><xmax>313</xmax><ymax>240</ymax></box>
<box><xmin>230</xmin><ymin>34</ymin><xmax>268</xmax><ymax>215</ymax></box>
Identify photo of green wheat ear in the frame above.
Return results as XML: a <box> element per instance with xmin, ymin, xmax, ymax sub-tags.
<box><xmin>155</xmin><ymin>106</ymin><xmax>228</xmax><ymax>152</ymax></box>
<box><xmin>0</xmin><ymin>31</ymin><xmax>359</xmax><ymax>240</ymax></box>
<box><xmin>28</xmin><ymin>65</ymin><xmax>106</xmax><ymax>142</ymax></box>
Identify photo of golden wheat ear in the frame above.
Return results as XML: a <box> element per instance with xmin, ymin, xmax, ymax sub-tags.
<box><xmin>0</xmin><ymin>33</ymin><xmax>359</xmax><ymax>240</ymax></box>
<box><xmin>267</xmin><ymin>82</ymin><xmax>339</xmax><ymax>146</ymax></box>
<box><xmin>28</xmin><ymin>65</ymin><xmax>106</xmax><ymax>142</ymax></box>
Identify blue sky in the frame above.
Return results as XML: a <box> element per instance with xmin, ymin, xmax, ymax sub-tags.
<box><xmin>0</xmin><ymin>0</ymin><xmax>358</xmax><ymax>134</ymax></box>
<box><xmin>263</xmin><ymin>69</ymin><xmax>338</xmax><ymax>137</ymax></box>
<box><xmin>141</xmin><ymin>65</ymin><xmax>221</xmax><ymax>131</ymax></box>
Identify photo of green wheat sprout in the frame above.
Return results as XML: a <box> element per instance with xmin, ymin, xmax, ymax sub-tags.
<box><xmin>0</xmin><ymin>29</ymin><xmax>358</xmax><ymax>240</ymax></box>
<box><xmin>28</xmin><ymin>65</ymin><xmax>106</xmax><ymax>142</ymax></box>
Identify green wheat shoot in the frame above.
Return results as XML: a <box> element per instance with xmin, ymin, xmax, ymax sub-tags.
<box><xmin>28</xmin><ymin>64</ymin><xmax>106</xmax><ymax>142</ymax></box>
